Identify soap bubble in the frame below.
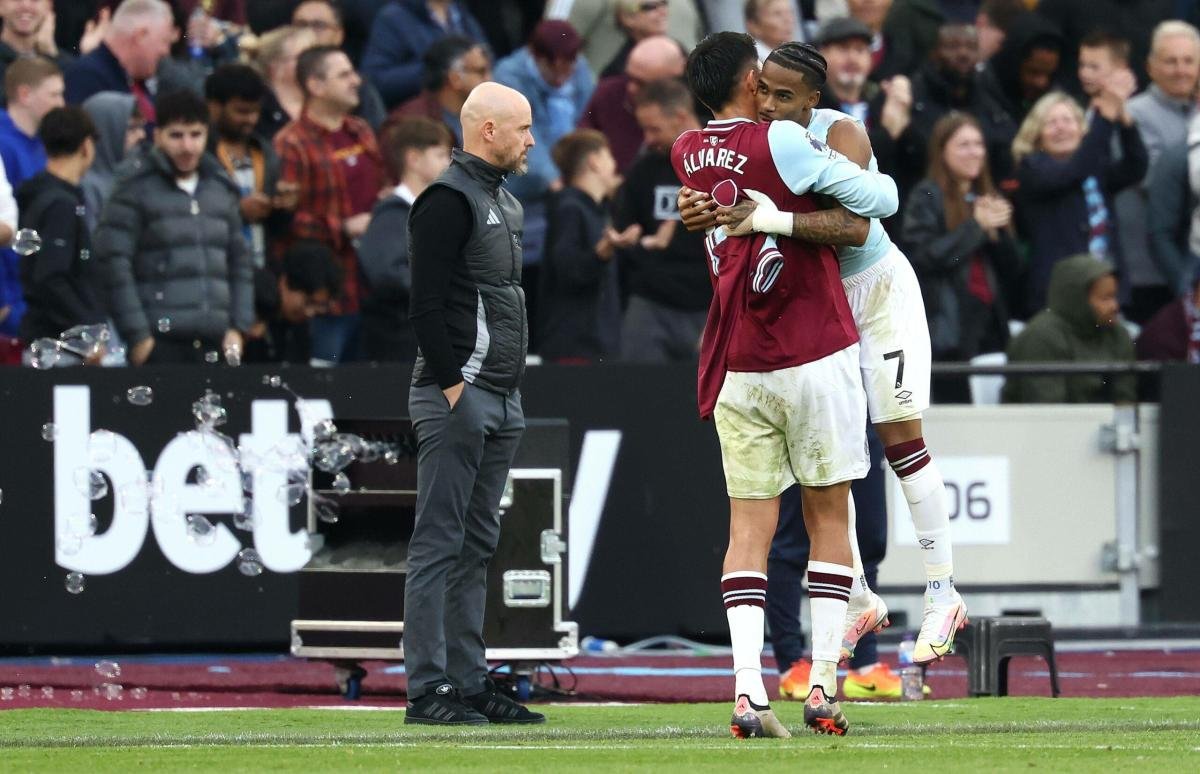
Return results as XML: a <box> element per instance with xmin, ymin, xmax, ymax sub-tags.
<box><xmin>64</xmin><ymin>572</ymin><xmax>85</xmax><ymax>594</ymax></box>
<box><xmin>100</xmin><ymin>683</ymin><xmax>123</xmax><ymax>701</ymax></box>
<box><xmin>331</xmin><ymin>472</ymin><xmax>350</xmax><ymax>495</ymax></box>
<box><xmin>73</xmin><ymin>468</ymin><xmax>109</xmax><ymax>500</ymax></box>
<box><xmin>16</xmin><ymin>685</ymin><xmax>30</xmax><ymax>698</ymax></box>
<box><xmin>313</xmin><ymin>494</ymin><xmax>339</xmax><ymax>524</ymax></box>
<box><xmin>28</xmin><ymin>338</ymin><xmax>62</xmax><ymax>369</ymax></box>
<box><xmin>0</xmin><ymin>688</ymin><xmax>12</xmax><ymax>701</ymax></box>
<box><xmin>203</xmin><ymin>350</ymin><xmax>219</xmax><ymax>364</ymax></box>
<box><xmin>130</xmin><ymin>687</ymin><xmax>148</xmax><ymax>700</ymax></box>
<box><xmin>236</xmin><ymin>548</ymin><xmax>263</xmax><ymax>576</ymax></box>
<box><xmin>58</xmin><ymin>323</ymin><xmax>110</xmax><ymax>357</ymax></box>
<box><xmin>313</xmin><ymin>439</ymin><xmax>354</xmax><ymax>473</ymax></box>
<box><xmin>192</xmin><ymin>392</ymin><xmax>227</xmax><ymax>430</ymax></box>
<box><xmin>126</xmin><ymin>386</ymin><xmax>154</xmax><ymax>405</ymax></box>
<box><xmin>95</xmin><ymin>660</ymin><xmax>121</xmax><ymax>679</ymax></box>
<box><xmin>277</xmin><ymin>482</ymin><xmax>305</xmax><ymax>507</ymax></box>
<box><xmin>268</xmin><ymin>375</ymin><xmax>281</xmax><ymax>388</ymax></box>
<box><xmin>234</xmin><ymin>497</ymin><xmax>254</xmax><ymax>531</ymax></box>
<box><xmin>40</xmin><ymin>686</ymin><xmax>54</xmax><ymax>699</ymax></box>
<box><xmin>224</xmin><ymin>343</ymin><xmax>242</xmax><ymax>367</ymax></box>
<box><xmin>69</xmin><ymin>690</ymin><xmax>83</xmax><ymax>701</ymax></box>
<box><xmin>12</xmin><ymin>227</ymin><xmax>42</xmax><ymax>256</ymax></box>
<box><xmin>383</xmin><ymin>449</ymin><xmax>400</xmax><ymax>465</ymax></box>
<box><xmin>64</xmin><ymin>512</ymin><xmax>98</xmax><ymax>537</ymax></box>
<box><xmin>156</xmin><ymin>318</ymin><xmax>171</xmax><ymax>333</ymax></box>
<box><xmin>57</xmin><ymin>533</ymin><xmax>82</xmax><ymax>556</ymax></box>
<box><xmin>185</xmin><ymin>514</ymin><xmax>216</xmax><ymax>545</ymax></box>
<box><xmin>41</xmin><ymin>422</ymin><xmax>56</xmax><ymax>441</ymax></box>
<box><xmin>311</xmin><ymin>419</ymin><xmax>336</xmax><ymax>441</ymax></box>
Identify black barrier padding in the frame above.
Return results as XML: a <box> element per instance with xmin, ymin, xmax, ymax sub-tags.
<box><xmin>0</xmin><ymin>364</ymin><xmax>729</xmax><ymax>653</ymax></box>
<box><xmin>1156</xmin><ymin>364</ymin><xmax>1200</xmax><ymax>622</ymax></box>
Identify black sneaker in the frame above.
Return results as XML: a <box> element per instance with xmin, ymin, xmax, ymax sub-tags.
<box><xmin>404</xmin><ymin>684</ymin><xmax>488</xmax><ymax>726</ymax></box>
<box><xmin>464</xmin><ymin>681</ymin><xmax>546</xmax><ymax>724</ymax></box>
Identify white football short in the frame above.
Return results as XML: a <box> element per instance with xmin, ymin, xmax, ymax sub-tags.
<box><xmin>842</xmin><ymin>247</ymin><xmax>932</xmax><ymax>424</ymax></box>
<box><xmin>713</xmin><ymin>345</ymin><xmax>869</xmax><ymax>498</ymax></box>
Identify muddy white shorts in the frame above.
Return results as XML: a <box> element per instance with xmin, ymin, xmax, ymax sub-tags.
<box><xmin>842</xmin><ymin>247</ymin><xmax>932</xmax><ymax>423</ymax></box>
<box><xmin>713</xmin><ymin>346</ymin><xmax>869</xmax><ymax>498</ymax></box>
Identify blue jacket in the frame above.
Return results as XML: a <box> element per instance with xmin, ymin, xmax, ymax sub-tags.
<box><xmin>493</xmin><ymin>46</ymin><xmax>594</xmax><ymax>203</ymax></box>
<box><xmin>64</xmin><ymin>43</ymin><xmax>129</xmax><ymax>106</ymax></box>
<box><xmin>360</xmin><ymin>0</ymin><xmax>486</xmax><ymax>108</ymax></box>
<box><xmin>1014</xmin><ymin>115</ymin><xmax>1148</xmax><ymax>315</ymax></box>
<box><xmin>0</xmin><ymin>111</ymin><xmax>45</xmax><ymax>190</ymax></box>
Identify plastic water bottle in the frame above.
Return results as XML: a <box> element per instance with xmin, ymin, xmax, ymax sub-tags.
<box><xmin>580</xmin><ymin>636</ymin><xmax>618</xmax><ymax>654</ymax></box>
<box><xmin>898</xmin><ymin>632</ymin><xmax>924</xmax><ymax>701</ymax></box>
<box><xmin>188</xmin><ymin>6</ymin><xmax>208</xmax><ymax>60</ymax></box>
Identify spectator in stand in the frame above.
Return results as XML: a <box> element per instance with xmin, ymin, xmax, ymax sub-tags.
<box><xmin>0</xmin><ymin>0</ymin><xmax>75</xmax><ymax>92</ymax></box>
<box><xmin>465</xmin><ymin>0</ymin><xmax>543</xmax><ymax>60</ymax></box>
<box><xmin>975</xmin><ymin>12</ymin><xmax>1063</xmax><ymax>181</ymax></box>
<box><xmin>1012</xmin><ymin>88</ymin><xmax>1147</xmax><ymax>316</ymax></box>
<box><xmin>290</xmin><ymin>0</ymin><xmax>386</xmax><ymax>130</ymax></box>
<box><xmin>1077</xmin><ymin>32</ymin><xmax>1130</xmax><ymax>115</ymax></box>
<box><xmin>80</xmin><ymin>92</ymin><xmax>144</xmax><ymax>231</ymax></box>
<box><xmin>909</xmin><ymin>23</ymin><xmax>1012</xmax><ymax>199</ymax></box>
<box><xmin>549</xmin><ymin>0</ymin><xmax>702</xmax><ymax>80</ymax></box>
<box><xmin>0</xmin><ymin>56</ymin><xmax>63</xmax><ymax>189</ymax></box>
<box><xmin>617</xmin><ymin>77</ymin><xmax>709</xmax><ymax>362</ymax></box>
<box><xmin>975</xmin><ymin>0</ymin><xmax>1026</xmax><ymax>64</ymax></box>
<box><xmin>152</xmin><ymin>0</ymin><xmax>243</xmax><ymax>100</ymax></box>
<box><xmin>1002</xmin><ymin>254</ymin><xmax>1135</xmax><ymax>404</ymax></box>
<box><xmin>64</xmin><ymin>0</ymin><xmax>173</xmax><ymax>114</ymax></box>
<box><xmin>54</xmin><ymin>1</ymin><xmax>111</xmax><ymax>57</ymax></box>
<box><xmin>902</xmin><ymin>112</ymin><xmax>1020</xmax><ymax>401</ymax></box>
<box><xmin>0</xmin><ymin>156</ymin><xmax>19</xmax><ymax>356</ymax></box>
<box><xmin>246</xmin><ymin>0</ymin><xmax>294</xmax><ymax>35</ymax></box>
<box><xmin>205</xmin><ymin>63</ymin><xmax>298</xmax><ymax>271</ymax></box>
<box><xmin>244</xmin><ymin>240</ymin><xmax>342</xmax><ymax>364</ymax></box>
<box><xmin>275</xmin><ymin>44</ymin><xmax>383</xmax><ymax>365</ymax></box>
<box><xmin>1146</xmin><ymin>139</ymin><xmax>1195</xmax><ymax>299</ymax></box>
<box><xmin>250</xmin><ymin>25</ymin><xmax>318</xmax><ymax>141</ymax></box>
<box><xmin>847</xmin><ymin>0</ymin><xmax>911</xmax><ymax>81</ymax></box>
<box><xmin>359</xmin><ymin>116</ymin><xmax>452</xmax><ymax>362</ymax></box>
<box><xmin>815</xmin><ymin>18</ymin><xmax>923</xmax><ymax>208</ymax></box>
<box><xmin>360</xmin><ymin>0</ymin><xmax>486</xmax><ymax>110</ymax></box>
<box><xmin>1122</xmin><ymin>21</ymin><xmax>1200</xmax><ymax>324</ymax></box>
<box><xmin>599</xmin><ymin>0</ymin><xmax>670</xmax><ymax>78</ymax></box>
<box><xmin>1136</xmin><ymin>268</ymin><xmax>1200</xmax><ymax>363</ymax></box>
<box><xmin>388</xmin><ymin>36</ymin><xmax>491</xmax><ymax>150</ymax></box>
<box><xmin>578</xmin><ymin>34</ymin><xmax>685</xmax><ymax>172</ymax></box>
<box><xmin>746</xmin><ymin>0</ymin><xmax>796</xmax><ymax>64</ymax></box>
<box><xmin>539</xmin><ymin>129</ymin><xmax>639</xmax><ymax>362</ymax></box>
<box><xmin>1037</xmin><ymin>0</ymin><xmax>1174</xmax><ymax>93</ymax></box>
<box><xmin>93</xmin><ymin>89</ymin><xmax>253</xmax><ymax>366</ymax></box>
<box><xmin>494</xmin><ymin>20</ymin><xmax>594</xmax><ymax>293</ymax></box>
<box><xmin>16</xmin><ymin>106</ymin><xmax>106</xmax><ymax>355</ymax></box>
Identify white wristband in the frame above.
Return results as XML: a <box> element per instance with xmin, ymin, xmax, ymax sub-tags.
<box><xmin>753</xmin><ymin>207</ymin><xmax>793</xmax><ymax>236</ymax></box>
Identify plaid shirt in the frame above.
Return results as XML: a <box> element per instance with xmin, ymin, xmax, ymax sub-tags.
<box><xmin>274</xmin><ymin>111</ymin><xmax>382</xmax><ymax>314</ymax></box>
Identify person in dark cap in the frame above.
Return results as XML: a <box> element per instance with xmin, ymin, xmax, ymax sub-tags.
<box><xmin>493</xmin><ymin>18</ymin><xmax>595</xmax><ymax>332</ymax></box>
<box><xmin>815</xmin><ymin>17</ymin><xmax>924</xmax><ymax>215</ymax></box>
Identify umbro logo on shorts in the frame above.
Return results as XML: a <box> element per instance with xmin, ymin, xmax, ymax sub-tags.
<box><xmin>486</xmin><ymin>208</ymin><xmax>501</xmax><ymax>225</ymax></box>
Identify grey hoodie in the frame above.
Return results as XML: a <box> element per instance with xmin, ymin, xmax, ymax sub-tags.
<box><xmin>81</xmin><ymin>92</ymin><xmax>139</xmax><ymax>232</ymax></box>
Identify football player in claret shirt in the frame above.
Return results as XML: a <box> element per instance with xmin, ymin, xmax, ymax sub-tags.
<box><xmin>681</xmin><ymin>42</ymin><xmax>969</xmax><ymax>700</ymax></box>
<box><xmin>670</xmin><ymin>31</ymin><xmax>899</xmax><ymax>738</ymax></box>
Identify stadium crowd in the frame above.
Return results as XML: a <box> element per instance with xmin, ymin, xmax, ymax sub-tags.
<box><xmin>1</xmin><ymin>0</ymin><xmax>1198</xmax><ymax>401</ymax></box>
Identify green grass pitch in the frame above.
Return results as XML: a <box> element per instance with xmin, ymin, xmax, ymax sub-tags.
<box><xmin>0</xmin><ymin>698</ymin><xmax>1197</xmax><ymax>772</ymax></box>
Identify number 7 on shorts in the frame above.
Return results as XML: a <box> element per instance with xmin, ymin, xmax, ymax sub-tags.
<box><xmin>884</xmin><ymin>349</ymin><xmax>905</xmax><ymax>389</ymax></box>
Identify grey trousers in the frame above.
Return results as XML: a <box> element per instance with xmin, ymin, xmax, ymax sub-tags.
<box><xmin>403</xmin><ymin>381</ymin><xmax>524</xmax><ymax>700</ymax></box>
<box><xmin>620</xmin><ymin>294</ymin><xmax>707</xmax><ymax>363</ymax></box>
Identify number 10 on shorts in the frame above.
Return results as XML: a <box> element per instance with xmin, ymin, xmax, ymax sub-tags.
<box><xmin>889</xmin><ymin>456</ymin><xmax>1012</xmax><ymax>545</ymax></box>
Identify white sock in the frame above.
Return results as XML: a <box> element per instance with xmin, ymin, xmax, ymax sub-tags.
<box><xmin>806</xmin><ymin>561</ymin><xmax>853</xmax><ymax>695</ymax></box>
<box><xmin>887</xmin><ymin>440</ymin><xmax>955</xmax><ymax>596</ymax></box>
<box><xmin>722</xmin><ymin>571</ymin><xmax>768</xmax><ymax>705</ymax></box>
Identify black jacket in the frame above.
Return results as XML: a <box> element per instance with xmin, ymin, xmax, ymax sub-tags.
<box><xmin>1014</xmin><ymin>115</ymin><xmax>1148</xmax><ymax>315</ymax></box>
<box><xmin>16</xmin><ymin>171</ymin><xmax>106</xmax><ymax>341</ymax></box>
<box><xmin>901</xmin><ymin>178</ymin><xmax>1021</xmax><ymax>359</ymax></box>
<box><xmin>408</xmin><ymin>149</ymin><xmax>528</xmax><ymax>394</ymax></box>
<box><xmin>909</xmin><ymin>62</ymin><xmax>1017</xmax><ymax>188</ymax></box>
<box><xmin>93</xmin><ymin>148</ymin><xmax>254</xmax><ymax>346</ymax></box>
<box><xmin>538</xmin><ymin>187</ymin><xmax>620</xmax><ymax>361</ymax></box>
<box><xmin>359</xmin><ymin>191</ymin><xmax>418</xmax><ymax>361</ymax></box>
<box><xmin>613</xmin><ymin>148</ymin><xmax>711</xmax><ymax>312</ymax></box>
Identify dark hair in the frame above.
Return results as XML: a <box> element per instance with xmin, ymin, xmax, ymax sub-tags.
<box><xmin>979</xmin><ymin>0</ymin><xmax>1026</xmax><ymax>32</ymax></box>
<box><xmin>685</xmin><ymin>31</ymin><xmax>758</xmax><ymax>112</ymax></box>
<box><xmin>632</xmin><ymin>77</ymin><xmax>695</xmax><ymax>115</ymax></box>
<box><xmin>765</xmin><ymin>42</ymin><xmax>828</xmax><ymax>89</ymax></box>
<box><xmin>743</xmin><ymin>0</ymin><xmax>784</xmax><ymax>23</ymax></box>
<box><xmin>293</xmin><ymin>0</ymin><xmax>343</xmax><ymax>25</ymax></box>
<box><xmin>551</xmin><ymin>128</ymin><xmax>610</xmax><ymax>183</ymax></box>
<box><xmin>282</xmin><ymin>240</ymin><xmax>343</xmax><ymax>296</ymax></box>
<box><xmin>296</xmin><ymin>44</ymin><xmax>343</xmax><ymax>96</ymax></box>
<box><xmin>380</xmin><ymin>116</ymin><xmax>453</xmax><ymax>180</ymax></box>
<box><xmin>205</xmin><ymin>63</ymin><xmax>267</xmax><ymax>104</ymax></box>
<box><xmin>421</xmin><ymin>35</ymin><xmax>479</xmax><ymax>92</ymax></box>
<box><xmin>155</xmin><ymin>89</ymin><xmax>209</xmax><ymax>128</ymax></box>
<box><xmin>1079</xmin><ymin>30</ymin><xmax>1131</xmax><ymax>65</ymax></box>
<box><xmin>4</xmin><ymin>55</ymin><xmax>61</xmax><ymax>103</ymax></box>
<box><xmin>38</xmin><ymin>106</ymin><xmax>96</xmax><ymax>158</ymax></box>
